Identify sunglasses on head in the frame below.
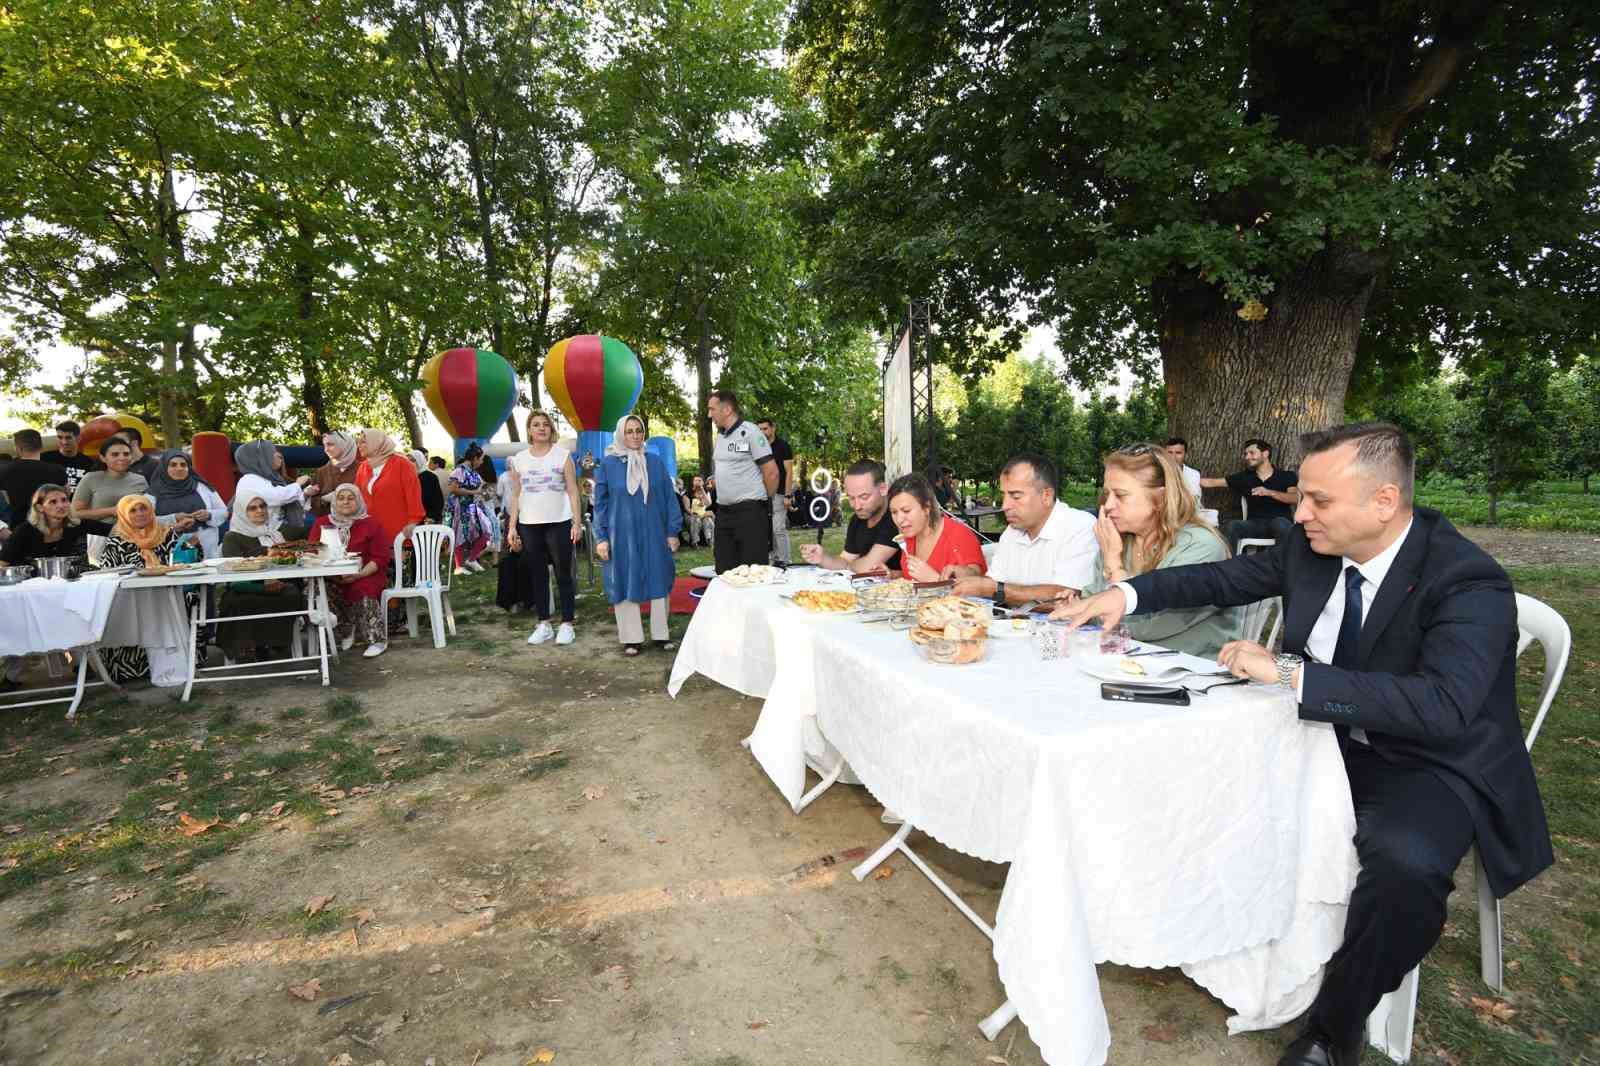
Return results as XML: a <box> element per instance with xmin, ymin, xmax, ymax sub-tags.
<box><xmin>1115</xmin><ymin>444</ymin><xmax>1156</xmax><ymax>457</ymax></box>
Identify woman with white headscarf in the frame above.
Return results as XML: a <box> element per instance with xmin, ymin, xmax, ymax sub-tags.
<box><xmin>354</xmin><ymin>429</ymin><xmax>424</xmax><ymax>549</ymax></box>
<box><xmin>310</xmin><ymin>483</ymin><xmax>392</xmax><ymax>657</ymax></box>
<box><xmin>593</xmin><ymin>414</ymin><xmax>681</xmax><ymax>656</ymax></box>
<box><xmin>311</xmin><ymin>431</ymin><xmax>361</xmax><ymax>517</ymax></box>
<box><xmin>234</xmin><ymin>440</ymin><xmax>316</xmax><ymax>538</ymax></box>
<box><xmin>215</xmin><ymin>494</ymin><xmax>299</xmax><ymax>664</ymax></box>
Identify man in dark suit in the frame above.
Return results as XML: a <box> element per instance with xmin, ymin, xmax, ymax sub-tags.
<box><xmin>1057</xmin><ymin>423</ymin><xmax>1552</xmax><ymax>1066</ymax></box>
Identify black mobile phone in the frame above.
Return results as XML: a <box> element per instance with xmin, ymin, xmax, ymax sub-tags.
<box><xmin>1101</xmin><ymin>682</ymin><xmax>1191</xmax><ymax>707</ymax></box>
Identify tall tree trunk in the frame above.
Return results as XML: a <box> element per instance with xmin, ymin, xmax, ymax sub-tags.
<box><xmin>1159</xmin><ymin>258</ymin><xmax>1378</xmax><ymax>509</ymax></box>
<box><xmin>396</xmin><ymin>390</ymin><xmax>425</xmax><ymax>450</ymax></box>
<box><xmin>154</xmin><ymin>149</ymin><xmax>181</xmax><ymax>444</ymax></box>
<box><xmin>695</xmin><ymin>299</ymin><xmax>713</xmax><ymax>472</ymax></box>
<box><xmin>293</xmin><ymin>218</ymin><xmax>327</xmax><ymax>441</ymax></box>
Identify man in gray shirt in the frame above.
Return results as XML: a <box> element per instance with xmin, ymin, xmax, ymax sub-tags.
<box><xmin>707</xmin><ymin>389</ymin><xmax>778</xmax><ymax>572</ymax></box>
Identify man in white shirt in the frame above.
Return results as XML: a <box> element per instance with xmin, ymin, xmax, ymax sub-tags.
<box><xmin>952</xmin><ymin>453</ymin><xmax>1096</xmax><ymax>605</ymax></box>
<box><xmin>1164</xmin><ymin>437</ymin><xmax>1204</xmax><ymax>502</ymax></box>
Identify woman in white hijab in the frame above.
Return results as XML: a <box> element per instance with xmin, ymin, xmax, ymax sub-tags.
<box><xmin>592</xmin><ymin>414</ymin><xmax>682</xmax><ymax>656</ymax></box>
<box><xmin>309</xmin><ymin>483</ymin><xmax>393</xmax><ymax>657</ymax></box>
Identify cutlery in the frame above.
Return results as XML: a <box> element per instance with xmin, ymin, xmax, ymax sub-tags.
<box><xmin>1186</xmin><ymin>678</ymin><xmax>1250</xmax><ymax>695</ymax></box>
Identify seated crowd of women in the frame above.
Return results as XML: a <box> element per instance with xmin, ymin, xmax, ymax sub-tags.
<box><xmin>3</xmin><ymin>427</ymin><xmax>429</xmax><ymax>684</ymax></box>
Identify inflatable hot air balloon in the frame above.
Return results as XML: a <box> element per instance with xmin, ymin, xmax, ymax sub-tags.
<box><xmin>543</xmin><ymin>334</ymin><xmax>643</xmax><ymax>432</ymax></box>
<box><xmin>420</xmin><ymin>347</ymin><xmax>519</xmax><ymax>454</ymax></box>
<box><xmin>79</xmin><ymin>412</ymin><xmax>158</xmax><ymax>457</ymax></box>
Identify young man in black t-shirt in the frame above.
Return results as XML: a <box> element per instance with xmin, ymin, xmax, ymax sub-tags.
<box><xmin>1199</xmin><ymin>437</ymin><xmax>1299</xmax><ymax>551</ymax></box>
<box><xmin>41</xmin><ymin>420</ymin><xmax>96</xmax><ymax>493</ymax></box>
<box><xmin>3</xmin><ymin>429</ymin><xmax>68</xmax><ymax>519</ymax></box>
<box><xmin>757</xmin><ymin>418</ymin><xmax>795</xmax><ymax>564</ymax></box>
<box><xmin>799</xmin><ymin>459</ymin><xmax>901</xmax><ymax>573</ymax></box>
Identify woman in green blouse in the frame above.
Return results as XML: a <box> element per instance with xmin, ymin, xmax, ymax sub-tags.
<box><xmin>1077</xmin><ymin>443</ymin><xmax>1242</xmax><ymax>657</ymax></box>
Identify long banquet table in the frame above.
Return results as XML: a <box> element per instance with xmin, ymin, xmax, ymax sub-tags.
<box><xmin>669</xmin><ymin>575</ymin><xmax>1359</xmax><ymax>1066</ymax></box>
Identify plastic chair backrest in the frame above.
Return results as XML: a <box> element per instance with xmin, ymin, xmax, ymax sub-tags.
<box><xmin>1514</xmin><ymin>592</ymin><xmax>1571</xmax><ymax>751</ymax></box>
<box><xmin>981</xmin><ymin>542</ymin><xmax>1000</xmax><ymax>566</ymax></box>
<box><xmin>393</xmin><ymin>524</ymin><xmax>455</xmax><ymax>591</ymax></box>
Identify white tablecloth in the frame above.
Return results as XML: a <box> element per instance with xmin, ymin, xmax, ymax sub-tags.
<box><xmin>0</xmin><ymin>576</ymin><xmax>122</xmax><ymax>655</ymax></box>
<box><xmin>670</xmin><ymin>580</ymin><xmax>1358</xmax><ymax>1066</ymax></box>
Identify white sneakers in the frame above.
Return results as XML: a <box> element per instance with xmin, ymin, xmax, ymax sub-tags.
<box><xmin>340</xmin><ymin>631</ymin><xmax>356</xmax><ymax>653</ymax></box>
<box><xmin>453</xmin><ymin>566</ymin><xmax>470</xmax><ymax>576</ymax></box>
<box><xmin>363</xmin><ymin>642</ymin><xmax>387</xmax><ymax>658</ymax></box>
<box><xmin>465</xmin><ymin>559</ymin><xmax>484</xmax><ymax>573</ymax></box>
<box><xmin>528</xmin><ymin>621</ymin><xmax>576</xmax><ymax>646</ymax></box>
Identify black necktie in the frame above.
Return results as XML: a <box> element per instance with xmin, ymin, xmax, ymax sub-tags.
<box><xmin>1333</xmin><ymin>565</ymin><xmax>1363</xmax><ymax>668</ymax></box>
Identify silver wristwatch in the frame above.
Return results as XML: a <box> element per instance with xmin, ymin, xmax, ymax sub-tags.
<box><xmin>1274</xmin><ymin>653</ymin><xmax>1303</xmax><ymax>690</ymax></box>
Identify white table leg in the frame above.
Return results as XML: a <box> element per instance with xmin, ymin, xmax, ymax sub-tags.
<box><xmin>852</xmin><ymin>821</ymin><xmax>912</xmax><ymax>881</ymax></box>
<box><xmin>794</xmin><ymin>758</ymin><xmax>846</xmax><ymax>813</ymax></box>
<box><xmin>315</xmin><ymin>578</ymin><xmax>331</xmax><ymax>685</ymax></box>
<box><xmin>181</xmin><ymin>588</ymin><xmax>204</xmax><ymax>702</ymax></box>
<box><xmin>63</xmin><ymin>644</ymin><xmax>94</xmax><ymax>720</ymax></box>
<box><xmin>87</xmin><ymin>647</ymin><xmax>120</xmax><ymax>690</ymax></box>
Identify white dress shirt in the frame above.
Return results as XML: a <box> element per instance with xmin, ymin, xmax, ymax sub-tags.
<box><xmin>988</xmin><ymin>501</ymin><xmax>1098</xmax><ymax>591</ymax></box>
<box><xmin>1117</xmin><ymin>518</ymin><xmax>1416</xmax><ymax>741</ymax></box>
<box><xmin>1181</xmin><ymin>464</ymin><xmax>1203</xmax><ymax>502</ymax></box>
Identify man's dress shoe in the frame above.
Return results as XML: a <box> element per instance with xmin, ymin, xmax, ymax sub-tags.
<box><xmin>1277</xmin><ymin>1030</ymin><xmax>1362</xmax><ymax>1066</ymax></box>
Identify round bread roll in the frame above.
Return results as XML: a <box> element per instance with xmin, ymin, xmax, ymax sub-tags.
<box><xmin>916</xmin><ymin>595</ymin><xmax>989</xmax><ymax>631</ymax></box>
<box><xmin>943</xmin><ymin>619</ymin><xmax>986</xmax><ymax>642</ymax></box>
<box><xmin>908</xmin><ymin>626</ymin><xmax>940</xmax><ymax>646</ymax></box>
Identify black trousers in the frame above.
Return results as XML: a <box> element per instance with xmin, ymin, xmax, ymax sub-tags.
<box><xmin>713</xmin><ymin>501</ymin><xmax>771</xmax><ymax>572</ymax></box>
<box><xmin>1310</xmin><ymin>740</ymin><xmax>1477</xmax><ymax>1045</ymax></box>
<box><xmin>1224</xmin><ymin>515</ymin><xmax>1294</xmax><ymax>552</ymax></box>
<box><xmin>518</xmin><ymin>521</ymin><xmax>576</xmax><ymax>622</ymax></box>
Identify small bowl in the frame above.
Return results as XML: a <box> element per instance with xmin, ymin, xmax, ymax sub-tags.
<box><xmin>0</xmin><ymin>565</ymin><xmax>36</xmax><ymax>586</ymax></box>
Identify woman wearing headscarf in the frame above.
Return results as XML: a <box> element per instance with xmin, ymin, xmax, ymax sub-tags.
<box><xmin>310</xmin><ymin>483</ymin><xmax>391</xmax><ymax>657</ymax></box>
<box><xmin>150</xmin><ymin>449</ymin><xmax>228</xmax><ymax>558</ymax></box>
<box><xmin>354</xmin><ymin>429</ymin><xmax>424</xmax><ymax>550</ymax></box>
<box><xmin>234</xmin><ymin>440</ymin><xmax>316</xmax><ymax>539</ymax></box>
<box><xmin>593</xmin><ymin>414</ymin><xmax>681</xmax><ymax>656</ymax></box>
<box><xmin>215</xmin><ymin>494</ymin><xmax>300</xmax><ymax>664</ymax></box>
<box><xmin>447</xmin><ymin>444</ymin><xmax>491</xmax><ymax>574</ymax></box>
<box><xmin>311</xmin><ymin>431</ymin><xmax>361</xmax><ymax>517</ymax></box>
<box><xmin>96</xmin><ymin>495</ymin><xmax>195</xmax><ymax>680</ymax></box>
<box><xmin>412</xmin><ymin>449</ymin><xmax>445</xmax><ymax>523</ymax></box>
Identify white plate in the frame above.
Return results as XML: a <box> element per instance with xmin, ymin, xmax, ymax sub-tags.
<box><xmin>1073</xmin><ymin>652</ymin><xmax>1194</xmax><ymax>683</ymax></box>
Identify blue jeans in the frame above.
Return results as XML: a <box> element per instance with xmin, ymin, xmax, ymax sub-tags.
<box><xmin>1224</xmin><ymin>516</ymin><xmax>1293</xmax><ymax>553</ymax></box>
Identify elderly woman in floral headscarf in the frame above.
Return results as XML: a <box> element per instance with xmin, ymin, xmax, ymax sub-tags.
<box><xmin>593</xmin><ymin>414</ymin><xmax>681</xmax><ymax>656</ymax></box>
<box><xmin>310</xmin><ymin>483</ymin><xmax>392</xmax><ymax>657</ymax></box>
<box><xmin>354</xmin><ymin>429</ymin><xmax>424</xmax><ymax>549</ymax></box>
<box><xmin>311</xmin><ymin>431</ymin><xmax>362</xmax><ymax>517</ymax></box>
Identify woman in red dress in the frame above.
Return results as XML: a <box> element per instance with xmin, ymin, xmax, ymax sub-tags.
<box><xmin>310</xmin><ymin>483</ymin><xmax>393</xmax><ymax>658</ymax></box>
<box><xmin>889</xmin><ymin>472</ymin><xmax>987</xmax><ymax>582</ymax></box>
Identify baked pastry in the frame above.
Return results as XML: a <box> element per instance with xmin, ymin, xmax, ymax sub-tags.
<box><xmin>916</xmin><ymin>595</ymin><xmax>990</xmax><ymax>632</ymax></box>
<box><xmin>924</xmin><ymin>637</ymin><xmax>985</xmax><ymax>664</ymax></box>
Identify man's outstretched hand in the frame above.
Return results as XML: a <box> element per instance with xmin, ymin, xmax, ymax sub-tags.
<box><xmin>1048</xmin><ymin>586</ymin><xmax>1128</xmax><ymax>631</ymax></box>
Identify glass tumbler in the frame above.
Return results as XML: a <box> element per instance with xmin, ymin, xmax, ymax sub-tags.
<box><xmin>1032</xmin><ymin>618</ymin><xmax>1069</xmax><ymax>660</ymax></box>
<box><xmin>1068</xmin><ymin>624</ymin><xmax>1102</xmax><ymax>659</ymax></box>
<box><xmin>1099</xmin><ymin>622</ymin><xmax>1133</xmax><ymax>654</ymax></box>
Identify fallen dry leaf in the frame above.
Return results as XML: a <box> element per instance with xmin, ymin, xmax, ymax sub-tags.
<box><xmin>351</xmin><ymin>908</ymin><xmax>375</xmax><ymax>929</ymax></box>
<box><xmin>266</xmin><ymin>801</ymin><xmax>287</xmax><ymax>818</ymax></box>
<box><xmin>528</xmin><ymin>1050</ymin><xmax>556</xmax><ymax>1065</ymax></box>
<box><xmin>870</xmin><ymin>865</ymin><xmax>894</xmax><ymax>880</ymax></box>
<box><xmin>2</xmin><ymin>824</ymin><xmax>23</xmax><ymax>835</ymax></box>
<box><xmin>986</xmin><ymin>1057</ymin><xmax>1009</xmax><ymax>1065</ymax></box>
<box><xmin>252</xmin><ymin>768</ymin><xmax>275</xmax><ymax>778</ymax></box>
<box><xmin>321</xmin><ymin>788</ymin><xmax>347</xmax><ymax>801</ymax></box>
<box><xmin>221</xmin><ymin>771</ymin><xmax>233</xmax><ymax>781</ymax></box>
<box><xmin>372</xmin><ymin>744</ymin><xmax>403</xmax><ymax>756</ymax></box>
<box><xmin>322</xmin><ymin>807</ymin><xmax>340</xmax><ymax>817</ymax></box>
<box><xmin>176</xmin><ymin>813</ymin><xmax>219</xmax><ymax>837</ymax></box>
<box><xmin>1139</xmin><ymin>1023</ymin><xmax>1180</xmax><ymax>1043</ymax></box>
<box><xmin>581</xmin><ymin>784</ymin><xmax>607</xmax><ymax>800</ymax></box>
<box><xmin>110</xmin><ymin>890</ymin><xmax>138</xmax><ymax>904</ymax></box>
<box><xmin>326</xmin><ymin>1051</ymin><xmax>353</xmax><ymax>1065</ymax></box>
<box><xmin>155</xmin><ymin>802</ymin><xmax>178</xmax><ymax>813</ymax></box>
<box><xmin>304</xmin><ymin>894</ymin><xmax>336</xmax><ymax>917</ymax></box>
<box><xmin>746</xmin><ymin>1021</ymin><xmax>768</xmax><ymax>1031</ymax></box>
<box><xmin>528</xmin><ymin>748</ymin><xmax>563</xmax><ymax>759</ymax></box>
<box><xmin>1468</xmin><ymin>995</ymin><xmax>1517</xmax><ymax>1024</ymax></box>
<box><xmin>287</xmin><ymin>978</ymin><xmax>322</xmax><ymax>1002</ymax></box>
<box><xmin>426</xmin><ymin>963</ymin><xmax>445</xmax><ymax>975</ymax></box>
<box><xmin>59</xmin><ymin>766</ymin><xmax>78</xmax><ymax>776</ymax></box>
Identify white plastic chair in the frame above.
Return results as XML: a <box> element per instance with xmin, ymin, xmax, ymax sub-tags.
<box><xmin>980</xmin><ymin>541</ymin><xmax>1000</xmax><ymax>566</ymax></box>
<box><xmin>1236</xmin><ymin>497</ymin><xmax>1276</xmax><ymax>555</ymax></box>
<box><xmin>379</xmin><ymin>525</ymin><xmax>457</xmax><ymax>649</ymax></box>
<box><xmin>1239</xmin><ymin>596</ymin><xmax>1281</xmax><ymax>647</ymax></box>
<box><xmin>1366</xmin><ymin>592</ymin><xmax>1572</xmax><ymax>1063</ymax></box>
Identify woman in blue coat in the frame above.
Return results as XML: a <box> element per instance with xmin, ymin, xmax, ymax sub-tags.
<box><xmin>593</xmin><ymin>414</ymin><xmax>681</xmax><ymax>656</ymax></box>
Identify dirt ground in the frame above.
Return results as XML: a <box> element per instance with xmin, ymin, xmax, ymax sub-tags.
<box><xmin>1458</xmin><ymin>525</ymin><xmax>1600</xmax><ymax>568</ymax></box>
<box><xmin>2</xmin><ymin>524</ymin><xmax>1582</xmax><ymax>1066</ymax></box>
